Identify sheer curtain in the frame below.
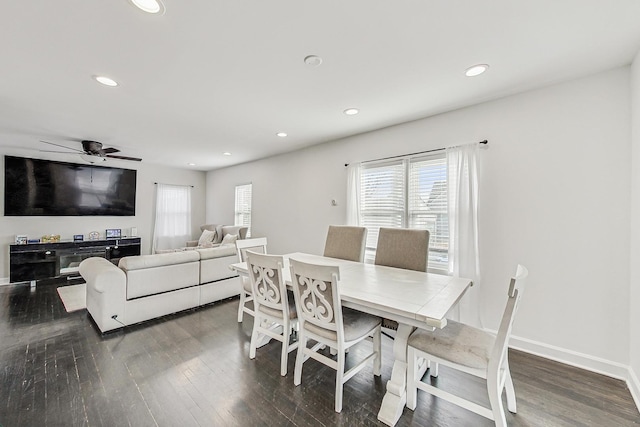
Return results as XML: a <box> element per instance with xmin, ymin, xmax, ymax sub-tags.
<box><xmin>152</xmin><ymin>184</ymin><xmax>192</xmax><ymax>253</ymax></box>
<box><xmin>346</xmin><ymin>163</ymin><xmax>361</xmax><ymax>226</ymax></box>
<box><xmin>447</xmin><ymin>143</ymin><xmax>481</xmax><ymax>327</ymax></box>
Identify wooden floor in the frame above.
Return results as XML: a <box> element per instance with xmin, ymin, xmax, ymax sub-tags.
<box><xmin>1</xmin><ymin>281</ymin><xmax>638</xmax><ymax>427</ymax></box>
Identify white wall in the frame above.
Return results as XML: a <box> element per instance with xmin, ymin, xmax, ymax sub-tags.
<box><xmin>207</xmin><ymin>67</ymin><xmax>632</xmax><ymax>371</ymax></box>
<box><xmin>0</xmin><ymin>151</ymin><xmax>207</xmax><ymax>280</ymax></box>
<box><xmin>630</xmin><ymin>51</ymin><xmax>640</xmax><ymax>403</ymax></box>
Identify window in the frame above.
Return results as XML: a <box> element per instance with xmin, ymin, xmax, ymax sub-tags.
<box><xmin>235</xmin><ymin>183</ymin><xmax>252</xmax><ymax>237</ymax></box>
<box><xmin>152</xmin><ymin>184</ymin><xmax>192</xmax><ymax>253</ymax></box>
<box><xmin>358</xmin><ymin>153</ymin><xmax>448</xmax><ymax>270</ymax></box>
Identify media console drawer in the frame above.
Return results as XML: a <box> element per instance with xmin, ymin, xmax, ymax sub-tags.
<box><xmin>9</xmin><ymin>238</ymin><xmax>141</xmax><ymax>283</ymax></box>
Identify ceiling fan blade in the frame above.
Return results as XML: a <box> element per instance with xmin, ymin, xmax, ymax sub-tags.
<box><xmin>39</xmin><ymin>149</ymin><xmax>79</xmax><ymax>154</ymax></box>
<box><xmin>101</xmin><ymin>147</ymin><xmax>121</xmax><ymax>154</ymax></box>
<box><xmin>106</xmin><ymin>154</ymin><xmax>142</xmax><ymax>162</ymax></box>
<box><xmin>40</xmin><ymin>140</ymin><xmax>84</xmax><ymax>153</ymax></box>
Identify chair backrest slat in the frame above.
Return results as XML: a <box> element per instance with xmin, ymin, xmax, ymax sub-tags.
<box><xmin>236</xmin><ymin>237</ymin><xmax>268</xmax><ymax>262</ymax></box>
<box><xmin>246</xmin><ymin>251</ymin><xmax>288</xmax><ymax>314</ymax></box>
<box><xmin>489</xmin><ymin>264</ymin><xmax>529</xmax><ymax>372</ymax></box>
<box><xmin>289</xmin><ymin>258</ymin><xmax>342</xmax><ymax>335</ymax></box>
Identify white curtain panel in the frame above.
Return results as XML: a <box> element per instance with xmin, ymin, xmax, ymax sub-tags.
<box><xmin>346</xmin><ymin>163</ymin><xmax>361</xmax><ymax>226</ymax></box>
<box><xmin>152</xmin><ymin>184</ymin><xmax>192</xmax><ymax>253</ymax></box>
<box><xmin>447</xmin><ymin>143</ymin><xmax>481</xmax><ymax>327</ymax></box>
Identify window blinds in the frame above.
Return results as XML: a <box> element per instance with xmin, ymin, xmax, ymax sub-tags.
<box><xmin>359</xmin><ymin>153</ymin><xmax>448</xmax><ymax>270</ymax></box>
<box><xmin>234</xmin><ymin>183</ymin><xmax>252</xmax><ymax>237</ymax></box>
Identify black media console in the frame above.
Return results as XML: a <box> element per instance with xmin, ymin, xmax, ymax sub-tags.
<box><xmin>9</xmin><ymin>237</ymin><xmax>141</xmax><ymax>284</ymax></box>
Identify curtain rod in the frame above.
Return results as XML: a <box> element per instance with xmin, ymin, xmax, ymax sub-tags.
<box><xmin>154</xmin><ymin>182</ymin><xmax>194</xmax><ymax>188</ymax></box>
<box><xmin>344</xmin><ymin>139</ymin><xmax>488</xmax><ymax>167</ymax></box>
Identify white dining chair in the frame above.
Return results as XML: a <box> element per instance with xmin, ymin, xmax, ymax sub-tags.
<box><xmin>289</xmin><ymin>258</ymin><xmax>382</xmax><ymax>412</ymax></box>
<box><xmin>406</xmin><ymin>265</ymin><xmax>529</xmax><ymax>427</ymax></box>
<box><xmin>235</xmin><ymin>237</ymin><xmax>268</xmax><ymax>322</ymax></box>
<box><xmin>245</xmin><ymin>251</ymin><xmax>298</xmax><ymax>376</ymax></box>
<box><xmin>323</xmin><ymin>225</ymin><xmax>367</xmax><ymax>263</ymax></box>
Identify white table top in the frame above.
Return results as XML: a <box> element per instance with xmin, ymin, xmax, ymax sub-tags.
<box><xmin>230</xmin><ymin>252</ymin><xmax>472</xmax><ymax>329</ymax></box>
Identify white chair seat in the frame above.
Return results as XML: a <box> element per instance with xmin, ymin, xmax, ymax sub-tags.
<box><xmin>408</xmin><ymin>320</ymin><xmax>494</xmax><ymax>370</ymax></box>
<box><xmin>305</xmin><ymin>308</ymin><xmax>380</xmax><ymax>342</ymax></box>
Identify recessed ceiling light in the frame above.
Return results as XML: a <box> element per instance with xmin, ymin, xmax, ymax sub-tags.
<box><xmin>304</xmin><ymin>55</ymin><xmax>323</xmax><ymax>67</ymax></box>
<box><xmin>188</xmin><ymin>163</ymin><xmax>196</xmax><ymax>166</ymax></box>
<box><xmin>465</xmin><ymin>64</ymin><xmax>489</xmax><ymax>77</ymax></box>
<box><xmin>343</xmin><ymin>108</ymin><xmax>359</xmax><ymax>115</ymax></box>
<box><xmin>223</xmin><ymin>152</ymin><xmax>232</xmax><ymax>156</ymax></box>
<box><xmin>276</xmin><ymin>132</ymin><xmax>288</xmax><ymax>137</ymax></box>
<box><xmin>130</xmin><ymin>0</ymin><xmax>165</xmax><ymax>14</ymax></box>
<box><xmin>94</xmin><ymin>75</ymin><xmax>118</xmax><ymax>87</ymax></box>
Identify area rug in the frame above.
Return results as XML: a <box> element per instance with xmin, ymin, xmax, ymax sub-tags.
<box><xmin>57</xmin><ymin>283</ymin><xmax>87</xmax><ymax>312</ymax></box>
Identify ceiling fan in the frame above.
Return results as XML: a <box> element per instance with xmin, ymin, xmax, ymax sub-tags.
<box><xmin>40</xmin><ymin>139</ymin><xmax>142</xmax><ymax>162</ymax></box>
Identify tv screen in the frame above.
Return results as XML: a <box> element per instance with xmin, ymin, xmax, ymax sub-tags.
<box><xmin>4</xmin><ymin>156</ymin><xmax>137</xmax><ymax>216</ymax></box>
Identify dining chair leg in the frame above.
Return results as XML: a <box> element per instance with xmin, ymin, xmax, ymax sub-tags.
<box><xmin>335</xmin><ymin>350</ymin><xmax>346</xmax><ymax>412</ymax></box>
<box><xmin>406</xmin><ymin>347</ymin><xmax>418</xmax><ymax>411</ymax></box>
<box><xmin>504</xmin><ymin>360</ymin><xmax>517</xmax><ymax>413</ymax></box>
<box><xmin>294</xmin><ymin>332</ymin><xmax>306</xmax><ymax>386</ymax></box>
<box><xmin>237</xmin><ymin>290</ymin><xmax>246</xmax><ymax>322</ymax></box>
<box><xmin>487</xmin><ymin>371</ymin><xmax>507</xmax><ymax>427</ymax></box>
<box><xmin>249</xmin><ymin>315</ymin><xmax>260</xmax><ymax>359</ymax></box>
<box><xmin>280</xmin><ymin>320</ymin><xmax>290</xmax><ymax>376</ymax></box>
<box><xmin>373</xmin><ymin>326</ymin><xmax>381</xmax><ymax>376</ymax></box>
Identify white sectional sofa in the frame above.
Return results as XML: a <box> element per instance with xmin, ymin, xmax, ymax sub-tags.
<box><xmin>79</xmin><ymin>245</ymin><xmax>240</xmax><ymax>333</ymax></box>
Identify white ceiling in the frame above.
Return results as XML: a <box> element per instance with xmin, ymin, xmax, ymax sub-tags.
<box><xmin>2</xmin><ymin>1</ymin><xmax>640</xmax><ymax>170</ymax></box>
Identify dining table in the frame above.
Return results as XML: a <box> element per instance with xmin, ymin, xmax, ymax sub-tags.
<box><xmin>229</xmin><ymin>252</ymin><xmax>472</xmax><ymax>426</ymax></box>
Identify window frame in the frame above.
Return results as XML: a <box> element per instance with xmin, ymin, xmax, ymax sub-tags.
<box><xmin>357</xmin><ymin>153</ymin><xmax>449</xmax><ymax>272</ymax></box>
<box><xmin>234</xmin><ymin>183</ymin><xmax>253</xmax><ymax>237</ymax></box>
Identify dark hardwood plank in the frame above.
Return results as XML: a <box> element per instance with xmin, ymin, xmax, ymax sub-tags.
<box><xmin>0</xmin><ymin>280</ymin><xmax>638</xmax><ymax>426</ymax></box>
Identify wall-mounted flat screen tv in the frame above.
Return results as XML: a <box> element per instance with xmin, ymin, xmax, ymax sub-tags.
<box><xmin>4</xmin><ymin>155</ymin><xmax>137</xmax><ymax>216</ymax></box>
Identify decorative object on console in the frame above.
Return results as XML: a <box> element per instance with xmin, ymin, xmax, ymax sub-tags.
<box><xmin>41</xmin><ymin>234</ymin><xmax>61</xmax><ymax>243</ymax></box>
<box><xmin>130</xmin><ymin>227</ymin><xmax>137</xmax><ymax>236</ymax></box>
<box><xmin>27</xmin><ymin>239</ymin><xmax>40</xmax><ymax>244</ymax></box>
<box><xmin>15</xmin><ymin>235</ymin><xmax>27</xmax><ymax>245</ymax></box>
<box><xmin>74</xmin><ymin>234</ymin><xmax>84</xmax><ymax>242</ymax></box>
<box><xmin>88</xmin><ymin>231</ymin><xmax>100</xmax><ymax>240</ymax></box>
<box><xmin>106</xmin><ymin>228</ymin><xmax>121</xmax><ymax>238</ymax></box>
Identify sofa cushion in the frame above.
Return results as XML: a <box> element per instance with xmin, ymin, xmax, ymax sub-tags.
<box><xmin>196</xmin><ymin>244</ymin><xmax>237</xmax><ymax>260</ymax></box>
<box><xmin>198</xmin><ymin>229</ymin><xmax>217</xmax><ymax>246</ymax></box>
<box><xmin>119</xmin><ymin>251</ymin><xmax>201</xmax><ymax>300</ymax></box>
<box><xmin>119</xmin><ymin>251</ymin><xmax>200</xmax><ymax>270</ymax></box>
<box><xmin>221</xmin><ymin>225</ymin><xmax>248</xmax><ymax>240</ymax></box>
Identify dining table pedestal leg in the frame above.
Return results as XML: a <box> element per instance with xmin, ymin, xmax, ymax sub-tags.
<box><xmin>377</xmin><ymin>323</ymin><xmax>415</xmax><ymax>426</ymax></box>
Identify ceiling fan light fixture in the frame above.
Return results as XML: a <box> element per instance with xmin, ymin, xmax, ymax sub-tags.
<box><xmin>80</xmin><ymin>154</ymin><xmax>106</xmax><ymax>164</ymax></box>
<box><xmin>94</xmin><ymin>75</ymin><xmax>118</xmax><ymax>87</ymax></box>
<box><xmin>465</xmin><ymin>64</ymin><xmax>489</xmax><ymax>77</ymax></box>
<box><xmin>130</xmin><ymin>0</ymin><xmax>165</xmax><ymax>14</ymax></box>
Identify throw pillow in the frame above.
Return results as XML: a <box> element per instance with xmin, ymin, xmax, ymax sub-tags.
<box><xmin>198</xmin><ymin>229</ymin><xmax>217</xmax><ymax>246</ymax></box>
<box><xmin>213</xmin><ymin>225</ymin><xmax>224</xmax><ymax>244</ymax></box>
<box><xmin>220</xmin><ymin>233</ymin><xmax>238</xmax><ymax>246</ymax></box>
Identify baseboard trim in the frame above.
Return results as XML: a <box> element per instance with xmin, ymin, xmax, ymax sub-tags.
<box><xmin>0</xmin><ymin>277</ymin><xmax>9</xmax><ymax>286</ymax></box>
<box><xmin>509</xmin><ymin>334</ymin><xmax>639</xmax><ymax>412</ymax></box>
<box><xmin>509</xmin><ymin>335</ymin><xmax>629</xmax><ymax>380</ymax></box>
<box><xmin>629</xmin><ymin>366</ymin><xmax>640</xmax><ymax>412</ymax></box>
